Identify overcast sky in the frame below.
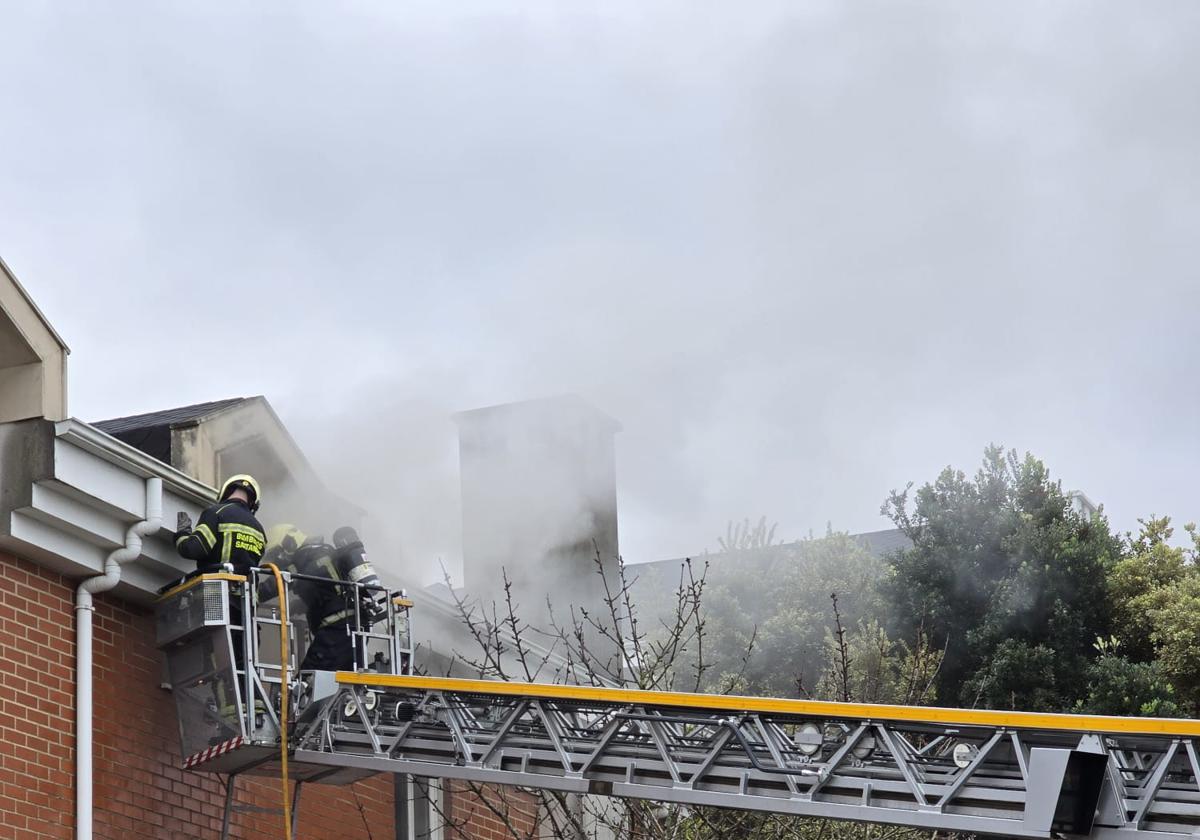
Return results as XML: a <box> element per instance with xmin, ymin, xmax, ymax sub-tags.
<box><xmin>2</xmin><ymin>1</ymin><xmax>1199</xmax><ymax>580</ymax></box>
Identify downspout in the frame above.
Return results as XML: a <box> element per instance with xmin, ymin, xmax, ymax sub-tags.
<box><xmin>75</xmin><ymin>477</ymin><xmax>162</xmax><ymax>840</ymax></box>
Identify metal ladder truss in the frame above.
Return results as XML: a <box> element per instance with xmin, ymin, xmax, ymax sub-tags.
<box><xmin>291</xmin><ymin>675</ymin><xmax>1200</xmax><ymax>840</ymax></box>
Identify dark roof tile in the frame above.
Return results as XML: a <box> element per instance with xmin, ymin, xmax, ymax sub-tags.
<box><xmin>92</xmin><ymin>397</ymin><xmax>250</xmax><ymax>435</ymax></box>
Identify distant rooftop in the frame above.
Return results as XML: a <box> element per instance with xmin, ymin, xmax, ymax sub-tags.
<box><xmin>632</xmin><ymin>527</ymin><xmax>912</xmax><ymax>575</ymax></box>
<box><xmin>852</xmin><ymin>528</ymin><xmax>913</xmax><ymax>557</ymax></box>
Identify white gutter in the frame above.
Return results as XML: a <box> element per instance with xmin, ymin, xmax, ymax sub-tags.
<box><xmin>55</xmin><ymin>418</ymin><xmax>214</xmax><ymax>503</ymax></box>
<box><xmin>74</xmin><ymin>476</ymin><xmax>162</xmax><ymax>840</ymax></box>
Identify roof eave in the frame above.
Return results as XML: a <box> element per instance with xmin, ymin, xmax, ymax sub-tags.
<box><xmin>0</xmin><ymin>255</ymin><xmax>70</xmax><ymax>353</ymax></box>
<box><xmin>55</xmin><ymin>418</ymin><xmax>216</xmax><ymax>504</ymax></box>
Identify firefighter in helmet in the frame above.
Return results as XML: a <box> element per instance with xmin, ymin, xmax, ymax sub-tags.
<box><xmin>174</xmin><ymin>474</ymin><xmax>266</xmax><ymax>576</ymax></box>
<box><xmin>174</xmin><ymin>475</ymin><xmax>266</xmax><ymax>724</ymax></box>
<box><xmin>261</xmin><ymin>523</ymin><xmax>385</xmax><ymax>672</ymax></box>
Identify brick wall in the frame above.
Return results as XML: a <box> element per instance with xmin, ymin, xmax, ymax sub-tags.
<box><xmin>445</xmin><ymin>782</ymin><xmax>539</xmax><ymax>840</ymax></box>
<box><xmin>0</xmin><ymin>552</ymin><xmax>75</xmax><ymax>839</ymax></box>
<box><xmin>0</xmin><ymin>551</ymin><xmax>396</xmax><ymax>840</ymax></box>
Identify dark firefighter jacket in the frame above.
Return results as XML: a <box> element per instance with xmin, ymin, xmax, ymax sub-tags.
<box><xmin>260</xmin><ymin>536</ymin><xmax>382</xmax><ymax>631</ymax></box>
<box><xmin>175</xmin><ymin>499</ymin><xmax>267</xmax><ymax>576</ymax></box>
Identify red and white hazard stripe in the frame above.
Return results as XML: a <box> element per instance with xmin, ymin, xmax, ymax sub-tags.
<box><xmin>184</xmin><ymin>736</ymin><xmax>244</xmax><ymax>768</ymax></box>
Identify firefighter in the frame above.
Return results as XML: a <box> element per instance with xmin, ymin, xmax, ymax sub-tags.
<box><xmin>173</xmin><ymin>474</ymin><xmax>265</xmax><ymax>726</ymax></box>
<box><xmin>174</xmin><ymin>474</ymin><xmax>266</xmax><ymax>575</ymax></box>
<box><xmin>175</xmin><ymin>473</ymin><xmax>265</xmax><ymax>659</ymax></box>
<box><xmin>261</xmin><ymin>523</ymin><xmax>385</xmax><ymax>672</ymax></box>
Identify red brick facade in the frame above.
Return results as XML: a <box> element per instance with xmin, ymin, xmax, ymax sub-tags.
<box><xmin>0</xmin><ymin>551</ymin><xmax>396</xmax><ymax>839</ymax></box>
<box><xmin>443</xmin><ymin>782</ymin><xmax>538</xmax><ymax>840</ymax></box>
<box><xmin>0</xmin><ymin>550</ymin><xmax>547</xmax><ymax>840</ymax></box>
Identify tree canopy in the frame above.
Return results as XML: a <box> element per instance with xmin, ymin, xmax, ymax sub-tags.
<box><xmin>881</xmin><ymin>446</ymin><xmax>1123</xmax><ymax>710</ymax></box>
<box><xmin>458</xmin><ymin>443</ymin><xmax>1200</xmax><ymax>840</ymax></box>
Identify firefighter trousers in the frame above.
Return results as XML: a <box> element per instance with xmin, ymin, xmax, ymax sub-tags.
<box><xmin>300</xmin><ymin>622</ymin><xmax>355</xmax><ymax>672</ymax></box>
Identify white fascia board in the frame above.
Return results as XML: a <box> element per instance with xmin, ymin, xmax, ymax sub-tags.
<box><xmin>53</xmin><ymin>419</ymin><xmax>214</xmax><ymax>579</ymax></box>
<box><xmin>52</xmin><ymin>442</ymin><xmax>162</xmax><ymax>520</ymax></box>
<box><xmin>5</xmin><ymin>510</ymin><xmax>110</xmax><ymax>578</ymax></box>
<box><xmin>28</xmin><ymin>483</ymin><xmax>126</xmax><ymax>546</ymax></box>
<box><xmin>24</xmin><ymin>482</ymin><xmax>189</xmax><ymax>578</ymax></box>
<box><xmin>54</xmin><ymin>418</ymin><xmax>215</xmax><ymax>504</ymax></box>
<box><xmin>2</xmin><ymin>518</ymin><xmax>175</xmax><ymax>604</ymax></box>
<box><xmin>0</xmin><ymin>419</ymin><xmax>219</xmax><ymax>604</ymax></box>
<box><xmin>6</xmin><ymin>506</ymin><xmax>184</xmax><ymax>598</ymax></box>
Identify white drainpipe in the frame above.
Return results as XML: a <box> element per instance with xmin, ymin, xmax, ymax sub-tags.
<box><xmin>75</xmin><ymin>477</ymin><xmax>163</xmax><ymax>840</ymax></box>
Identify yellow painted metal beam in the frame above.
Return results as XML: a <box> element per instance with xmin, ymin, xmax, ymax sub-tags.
<box><xmin>336</xmin><ymin>673</ymin><xmax>1200</xmax><ymax>736</ymax></box>
<box><xmin>156</xmin><ymin>572</ymin><xmax>247</xmax><ymax>601</ymax></box>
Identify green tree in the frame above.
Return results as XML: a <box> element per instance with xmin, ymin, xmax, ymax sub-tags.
<box><xmin>717</xmin><ymin>516</ymin><xmax>780</xmax><ymax>553</ymax></box>
<box><xmin>1107</xmin><ymin>516</ymin><xmax>1193</xmax><ymax>660</ymax></box>
<box><xmin>882</xmin><ymin>446</ymin><xmax>1121</xmax><ymax>711</ymax></box>
<box><xmin>962</xmin><ymin>639</ymin><xmax>1064</xmax><ymax>711</ymax></box>
<box><xmin>1076</xmin><ymin>645</ymin><xmax>1179</xmax><ymax>717</ymax></box>
<box><xmin>817</xmin><ymin>611</ymin><xmax>942</xmax><ymax>706</ymax></box>
<box><xmin>1098</xmin><ymin>515</ymin><xmax>1200</xmax><ymax>714</ymax></box>
<box><xmin>1146</xmin><ymin>574</ymin><xmax>1200</xmax><ymax>709</ymax></box>
<box><xmin>695</xmin><ymin>529</ymin><xmax>886</xmax><ymax>697</ymax></box>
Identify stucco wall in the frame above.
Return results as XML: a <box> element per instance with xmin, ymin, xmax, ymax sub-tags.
<box><xmin>0</xmin><ymin>259</ymin><xmax>68</xmax><ymax>423</ymax></box>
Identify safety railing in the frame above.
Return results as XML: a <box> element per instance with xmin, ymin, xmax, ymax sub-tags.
<box><xmin>155</xmin><ymin>568</ymin><xmax>413</xmax><ymax>774</ymax></box>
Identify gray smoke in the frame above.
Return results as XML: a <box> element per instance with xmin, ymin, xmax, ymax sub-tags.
<box><xmin>2</xmin><ymin>1</ymin><xmax>1199</xmax><ymax>585</ymax></box>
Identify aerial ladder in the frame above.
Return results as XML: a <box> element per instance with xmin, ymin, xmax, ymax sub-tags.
<box><xmin>156</xmin><ymin>572</ymin><xmax>1200</xmax><ymax>839</ymax></box>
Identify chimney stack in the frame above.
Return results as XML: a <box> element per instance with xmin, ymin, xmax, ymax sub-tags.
<box><xmin>454</xmin><ymin>395</ymin><xmax>620</xmax><ymax>621</ymax></box>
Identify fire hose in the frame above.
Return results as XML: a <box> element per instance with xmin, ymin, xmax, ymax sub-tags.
<box><xmin>262</xmin><ymin>563</ymin><xmax>292</xmax><ymax>840</ymax></box>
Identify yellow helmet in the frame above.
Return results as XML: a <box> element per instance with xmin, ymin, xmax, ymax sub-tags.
<box><xmin>219</xmin><ymin>474</ymin><xmax>261</xmax><ymax>513</ymax></box>
<box><xmin>265</xmin><ymin>523</ymin><xmax>306</xmax><ymax>555</ymax></box>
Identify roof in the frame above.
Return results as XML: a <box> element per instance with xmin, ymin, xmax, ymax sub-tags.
<box><xmin>0</xmin><ymin>256</ymin><xmax>70</xmax><ymax>422</ymax></box>
<box><xmin>92</xmin><ymin>397</ymin><xmax>250</xmax><ymax>435</ymax></box>
<box><xmin>631</xmin><ymin>527</ymin><xmax>913</xmax><ymax>575</ymax></box>
<box><xmin>0</xmin><ymin>418</ymin><xmax>218</xmax><ymax>605</ymax></box>
<box><xmin>0</xmin><ymin>255</ymin><xmax>70</xmax><ymax>353</ymax></box>
<box><xmin>852</xmin><ymin>528</ymin><xmax>913</xmax><ymax>556</ymax></box>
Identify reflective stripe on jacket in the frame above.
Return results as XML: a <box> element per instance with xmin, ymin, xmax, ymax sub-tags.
<box><xmin>176</xmin><ymin>499</ymin><xmax>266</xmax><ymax>576</ymax></box>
